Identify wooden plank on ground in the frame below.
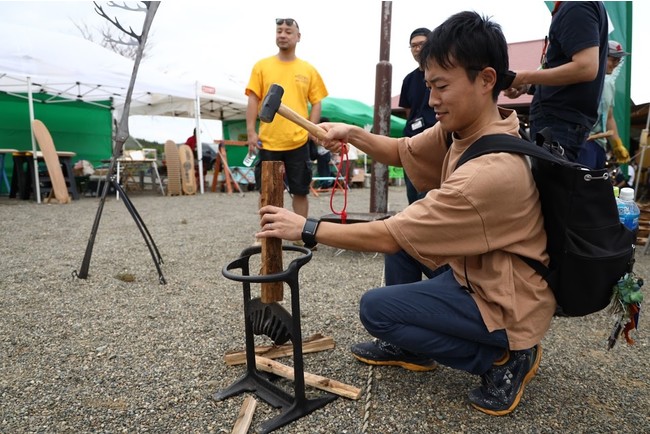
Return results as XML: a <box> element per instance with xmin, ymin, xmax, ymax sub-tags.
<box><xmin>255</xmin><ymin>356</ymin><xmax>362</xmax><ymax>400</ymax></box>
<box><xmin>231</xmin><ymin>395</ymin><xmax>257</xmax><ymax>434</ymax></box>
<box><xmin>224</xmin><ymin>333</ymin><xmax>335</xmax><ymax>366</ymax></box>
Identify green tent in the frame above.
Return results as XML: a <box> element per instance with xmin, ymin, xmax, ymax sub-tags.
<box><xmin>221</xmin><ymin>96</ymin><xmax>407</xmax><ymax>167</ymax></box>
<box><xmin>0</xmin><ymin>93</ymin><xmax>113</xmax><ymax>193</ymax></box>
<box><xmin>321</xmin><ymin>96</ymin><xmax>406</xmax><ymax>138</ymax></box>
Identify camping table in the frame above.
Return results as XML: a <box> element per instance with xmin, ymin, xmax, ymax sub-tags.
<box><xmin>9</xmin><ymin>150</ymin><xmax>78</xmax><ymax>201</ymax></box>
<box><xmin>0</xmin><ymin>149</ymin><xmax>18</xmax><ymax>195</ymax></box>
<box><xmin>116</xmin><ymin>157</ymin><xmax>165</xmax><ymax>199</ymax></box>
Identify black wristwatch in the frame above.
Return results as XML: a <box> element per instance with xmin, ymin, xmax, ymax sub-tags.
<box><xmin>301</xmin><ymin>217</ymin><xmax>321</xmax><ymax>249</ymax></box>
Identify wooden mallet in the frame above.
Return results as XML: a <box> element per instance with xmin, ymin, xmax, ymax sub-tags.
<box><xmin>259</xmin><ymin>84</ymin><xmax>328</xmax><ymax>140</ymax></box>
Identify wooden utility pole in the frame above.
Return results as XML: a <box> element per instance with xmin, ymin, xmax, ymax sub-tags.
<box><xmin>371</xmin><ymin>1</ymin><xmax>392</xmax><ymax>213</ymax></box>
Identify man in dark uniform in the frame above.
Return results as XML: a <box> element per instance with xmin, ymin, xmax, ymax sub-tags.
<box><xmin>399</xmin><ymin>27</ymin><xmax>438</xmax><ymax>204</ymax></box>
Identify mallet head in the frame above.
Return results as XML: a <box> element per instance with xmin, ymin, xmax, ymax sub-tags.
<box><xmin>259</xmin><ymin>84</ymin><xmax>284</xmax><ymax>123</ymax></box>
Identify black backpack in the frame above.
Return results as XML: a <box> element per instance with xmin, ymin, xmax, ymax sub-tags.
<box><xmin>456</xmin><ymin>133</ymin><xmax>635</xmax><ymax>316</ymax></box>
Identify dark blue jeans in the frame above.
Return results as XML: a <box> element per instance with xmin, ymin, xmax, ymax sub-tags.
<box><xmin>576</xmin><ymin>140</ymin><xmax>607</xmax><ymax>170</ymax></box>
<box><xmin>384</xmin><ymin>249</ymin><xmax>446</xmax><ymax>285</ymax></box>
<box><xmin>359</xmin><ymin>268</ymin><xmax>509</xmax><ymax>375</ymax></box>
<box><xmin>530</xmin><ymin>113</ymin><xmax>590</xmax><ymax>162</ymax></box>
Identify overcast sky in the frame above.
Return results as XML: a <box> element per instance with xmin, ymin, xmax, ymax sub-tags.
<box><xmin>2</xmin><ymin>1</ymin><xmax>648</xmax><ymax>143</ymax></box>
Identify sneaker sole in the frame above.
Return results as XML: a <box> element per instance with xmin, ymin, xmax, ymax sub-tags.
<box><xmin>471</xmin><ymin>344</ymin><xmax>542</xmax><ymax>416</ymax></box>
<box><xmin>352</xmin><ymin>353</ymin><xmax>437</xmax><ymax>372</ymax></box>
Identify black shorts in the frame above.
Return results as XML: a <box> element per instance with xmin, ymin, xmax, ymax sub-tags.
<box><xmin>254</xmin><ymin>143</ymin><xmax>312</xmax><ymax>196</ymax></box>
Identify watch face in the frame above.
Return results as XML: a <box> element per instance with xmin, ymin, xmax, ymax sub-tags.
<box><xmin>302</xmin><ymin>218</ymin><xmax>320</xmax><ymax>248</ymax></box>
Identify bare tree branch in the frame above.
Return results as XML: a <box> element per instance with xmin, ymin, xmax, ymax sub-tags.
<box><xmin>106</xmin><ymin>1</ymin><xmax>147</xmax><ymax>12</ymax></box>
<box><xmin>94</xmin><ymin>1</ymin><xmax>141</xmax><ymax>42</ymax></box>
<box><xmin>73</xmin><ymin>21</ymin><xmax>97</xmax><ymax>43</ymax></box>
<box><xmin>79</xmin><ymin>2</ymin><xmax>154</xmax><ymax>59</ymax></box>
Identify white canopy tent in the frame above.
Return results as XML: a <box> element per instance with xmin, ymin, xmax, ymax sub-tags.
<box><xmin>0</xmin><ymin>23</ymin><xmax>247</xmax><ymax>198</ymax></box>
<box><xmin>131</xmin><ymin>72</ymin><xmax>249</xmax><ymax>193</ymax></box>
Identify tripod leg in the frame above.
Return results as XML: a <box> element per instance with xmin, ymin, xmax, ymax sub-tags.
<box><xmin>75</xmin><ymin>173</ymin><xmax>112</xmax><ymax>279</ymax></box>
<box><xmin>75</xmin><ymin>174</ymin><xmax>166</xmax><ymax>284</ymax></box>
<box><xmin>112</xmin><ymin>181</ymin><xmax>166</xmax><ymax>284</ymax></box>
<box><xmin>112</xmin><ymin>181</ymin><xmax>164</xmax><ymax>265</ymax></box>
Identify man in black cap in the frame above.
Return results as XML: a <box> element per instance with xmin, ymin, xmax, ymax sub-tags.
<box><xmin>399</xmin><ymin>27</ymin><xmax>438</xmax><ymax>205</ymax></box>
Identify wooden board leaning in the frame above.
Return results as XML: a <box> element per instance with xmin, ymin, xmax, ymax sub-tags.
<box><xmin>178</xmin><ymin>144</ymin><xmax>196</xmax><ymax>195</ymax></box>
<box><xmin>164</xmin><ymin>140</ymin><xmax>181</xmax><ymax>196</ymax></box>
<box><xmin>32</xmin><ymin>119</ymin><xmax>71</xmax><ymax>204</ymax></box>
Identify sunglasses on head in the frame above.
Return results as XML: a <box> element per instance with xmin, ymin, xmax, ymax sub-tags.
<box><xmin>276</xmin><ymin>18</ymin><xmax>298</xmax><ymax>28</ymax></box>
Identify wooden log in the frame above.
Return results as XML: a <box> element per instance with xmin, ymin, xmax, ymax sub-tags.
<box><xmin>255</xmin><ymin>356</ymin><xmax>362</xmax><ymax>400</ymax></box>
<box><xmin>260</xmin><ymin>161</ymin><xmax>284</xmax><ymax>303</ymax></box>
<box><xmin>231</xmin><ymin>395</ymin><xmax>257</xmax><ymax>434</ymax></box>
<box><xmin>224</xmin><ymin>333</ymin><xmax>336</xmax><ymax>366</ymax></box>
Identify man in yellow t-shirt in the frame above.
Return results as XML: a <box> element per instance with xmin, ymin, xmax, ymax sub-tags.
<box><xmin>245</xmin><ymin>18</ymin><xmax>328</xmax><ymax>219</ymax></box>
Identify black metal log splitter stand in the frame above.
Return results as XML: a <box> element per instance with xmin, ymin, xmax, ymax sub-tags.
<box><xmin>213</xmin><ymin>245</ymin><xmax>337</xmax><ymax>433</ymax></box>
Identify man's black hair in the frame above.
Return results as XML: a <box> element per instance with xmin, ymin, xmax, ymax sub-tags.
<box><xmin>419</xmin><ymin>11</ymin><xmax>509</xmax><ymax>100</ymax></box>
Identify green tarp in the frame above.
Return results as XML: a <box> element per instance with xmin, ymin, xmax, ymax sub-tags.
<box><xmin>321</xmin><ymin>97</ymin><xmax>407</xmax><ymax>138</ymax></box>
<box><xmin>221</xmin><ymin>96</ymin><xmax>407</xmax><ymax>166</ymax></box>
<box><xmin>0</xmin><ymin>93</ymin><xmax>113</xmax><ymax>192</ymax></box>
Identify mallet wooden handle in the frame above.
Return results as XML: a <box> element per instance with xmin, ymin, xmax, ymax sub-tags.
<box><xmin>277</xmin><ymin>104</ymin><xmax>328</xmax><ymax>141</ymax></box>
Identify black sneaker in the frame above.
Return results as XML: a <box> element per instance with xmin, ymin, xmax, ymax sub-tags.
<box><xmin>350</xmin><ymin>339</ymin><xmax>437</xmax><ymax>372</ymax></box>
<box><xmin>467</xmin><ymin>344</ymin><xmax>542</xmax><ymax>416</ymax></box>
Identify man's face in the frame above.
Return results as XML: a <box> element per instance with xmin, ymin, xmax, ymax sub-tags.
<box><xmin>423</xmin><ymin>59</ymin><xmax>491</xmax><ymax>136</ymax></box>
<box><xmin>606</xmin><ymin>56</ymin><xmax>622</xmax><ymax>75</ymax></box>
<box><xmin>276</xmin><ymin>22</ymin><xmax>300</xmax><ymax>51</ymax></box>
<box><xmin>409</xmin><ymin>35</ymin><xmax>427</xmax><ymax>63</ymax></box>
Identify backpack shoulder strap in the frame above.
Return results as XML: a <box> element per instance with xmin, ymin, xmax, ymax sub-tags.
<box><xmin>456</xmin><ymin>134</ymin><xmax>568</xmax><ymax>169</ymax></box>
<box><xmin>455</xmin><ymin>133</ymin><xmax>555</xmax><ymax>281</ymax></box>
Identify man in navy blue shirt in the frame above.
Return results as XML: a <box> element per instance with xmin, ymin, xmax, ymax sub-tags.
<box><xmin>399</xmin><ymin>27</ymin><xmax>438</xmax><ymax>204</ymax></box>
<box><xmin>505</xmin><ymin>1</ymin><xmax>608</xmax><ymax>162</ymax></box>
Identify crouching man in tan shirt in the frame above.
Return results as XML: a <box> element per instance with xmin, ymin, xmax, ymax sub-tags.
<box><xmin>256</xmin><ymin>11</ymin><xmax>555</xmax><ymax>416</ymax></box>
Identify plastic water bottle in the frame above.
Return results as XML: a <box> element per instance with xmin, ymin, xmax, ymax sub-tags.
<box><xmin>243</xmin><ymin>141</ymin><xmax>261</xmax><ymax>167</ymax></box>
<box><xmin>242</xmin><ymin>151</ymin><xmax>257</xmax><ymax>167</ymax></box>
<box><xmin>617</xmin><ymin>187</ymin><xmax>640</xmax><ymax>233</ymax></box>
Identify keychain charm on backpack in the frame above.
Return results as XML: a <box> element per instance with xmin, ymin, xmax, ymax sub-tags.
<box><xmin>607</xmin><ymin>272</ymin><xmax>643</xmax><ymax>350</ymax></box>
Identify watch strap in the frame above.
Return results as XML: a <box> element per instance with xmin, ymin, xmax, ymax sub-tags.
<box><xmin>301</xmin><ymin>217</ymin><xmax>320</xmax><ymax>248</ymax></box>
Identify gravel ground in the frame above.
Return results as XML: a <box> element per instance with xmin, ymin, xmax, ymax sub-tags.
<box><xmin>1</xmin><ymin>186</ymin><xmax>649</xmax><ymax>434</ymax></box>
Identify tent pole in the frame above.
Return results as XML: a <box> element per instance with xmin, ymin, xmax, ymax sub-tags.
<box><xmin>27</xmin><ymin>77</ymin><xmax>42</xmax><ymax>204</ymax></box>
<box><xmin>195</xmin><ymin>82</ymin><xmax>204</xmax><ymax>194</ymax></box>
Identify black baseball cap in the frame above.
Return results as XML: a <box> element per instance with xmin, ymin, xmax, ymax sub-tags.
<box><xmin>410</xmin><ymin>27</ymin><xmax>430</xmax><ymax>42</ymax></box>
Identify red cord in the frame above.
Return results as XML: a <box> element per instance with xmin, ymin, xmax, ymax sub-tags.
<box><xmin>329</xmin><ymin>143</ymin><xmax>349</xmax><ymax>224</ymax></box>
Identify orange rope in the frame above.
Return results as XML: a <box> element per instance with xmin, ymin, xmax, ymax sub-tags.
<box><xmin>329</xmin><ymin>143</ymin><xmax>349</xmax><ymax>224</ymax></box>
